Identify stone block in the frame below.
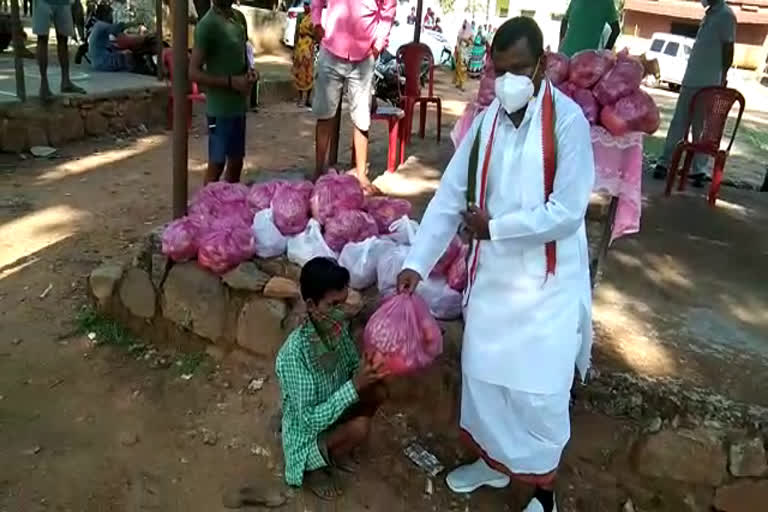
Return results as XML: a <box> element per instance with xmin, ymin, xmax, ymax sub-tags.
<box><xmin>162</xmin><ymin>262</ymin><xmax>228</xmax><ymax>341</ymax></box>
<box><xmin>255</xmin><ymin>257</ymin><xmax>301</xmax><ymax>281</ymax></box>
<box><xmin>633</xmin><ymin>429</ymin><xmax>727</xmax><ymax>486</ymax></box>
<box><xmin>84</xmin><ymin>109</ymin><xmax>109</xmax><ymax>136</ymax></box>
<box><xmin>123</xmin><ymin>99</ymin><xmax>150</xmax><ymax>128</ymax></box>
<box><xmin>108</xmin><ymin>115</ymin><xmax>127</xmax><ymax>133</ymax></box>
<box><xmin>118</xmin><ymin>268</ymin><xmax>156</xmax><ymax>319</ymax></box>
<box><xmin>236</xmin><ymin>297</ymin><xmax>289</xmax><ymax>359</ymax></box>
<box><xmin>89</xmin><ymin>263</ymin><xmax>125</xmax><ymax>307</ymax></box>
<box><xmin>49</xmin><ymin>108</ymin><xmax>86</xmax><ymax>145</ymax></box>
<box><xmin>263</xmin><ymin>277</ymin><xmax>300</xmax><ymax>299</ymax></box>
<box><xmin>222</xmin><ymin>262</ymin><xmax>270</xmax><ymax>292</ymax></box>
<box><xmin>26</xmin><ymin>120</ymin><xmax>49</xmax><ymax>147</ymax></box>
<box><xmin>714</xmin><ymin>480</ymin><xmax>768</xmax><ymax>512</ymax></box>
<box><xmin>729</xmin><ymin>438</ymin><xmax>767</xmax><ymax>477</ymax></box>
<box><xmin>1</xmin><ymin>118</ymin><xmax>27</xmax><ymax>153</ymax></box>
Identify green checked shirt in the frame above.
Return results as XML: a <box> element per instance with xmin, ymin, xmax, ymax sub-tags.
<box><xmin>275</xmin><ymin>316</ymin><xmax>360</xmax><ymax>486</ymax></box>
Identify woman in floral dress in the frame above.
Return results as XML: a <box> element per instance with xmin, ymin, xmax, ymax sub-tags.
<box><xmin>292</xmin><ymin>1</ymin><xmax>315</xmax><ymax>108</ymax></box>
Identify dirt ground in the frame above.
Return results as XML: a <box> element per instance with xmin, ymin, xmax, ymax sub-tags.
<box><xmin>2</xmin><ymin>69</ymin><xmax>768</xmax><ymax>511</ymax></box>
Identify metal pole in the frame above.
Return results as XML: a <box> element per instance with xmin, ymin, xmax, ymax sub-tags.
<box><xmin>414</xmin><ymin>0</ymin><xmax>423</xmax><ymax>43</ymax></box>
<box><xmin>156</xmin><ymin>0</ymin><xmax>164</xmax><ymax>80</ymax></box>
<box><xmin>172</xmin><ymin>0</ymin><xmax>189</xmax><ymax>218</ymax></box>
<box><xmin>10</xmin><ymin>0</ymin><xmax>26</xmax><ymax>101</ymax></box>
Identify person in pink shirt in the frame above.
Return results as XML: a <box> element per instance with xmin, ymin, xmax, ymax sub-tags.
<box><xmin>311</xmin><ymin>0</ymin><xmax>397</xmax><ymax>192</ymax></box>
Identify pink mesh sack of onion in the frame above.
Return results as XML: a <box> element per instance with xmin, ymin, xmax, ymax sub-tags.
<box><xmin>363</xmin><ymin>293</ymin><xmax>443</xmax><ymax>376</ymax></box>
<box><xmin>571</xmin><ymin>87</ymin><xmax>600</xmax><ymax>125</ymax></box>
<box><xmin>310</xmin><ymin>172</ymin><xmax>365</xmax><ymax>224</ymax></box>
<box><xmin>189</xmin><ymin>182</ymin><xmax>253</xmax><ymax>226</ymax></box>
<box><xmin>323</xmin><ymin>209</ymin><xmax>380</xmax><ymax>253</ymax></box>
<box><xmin>248</xmin><ymin>181</ymin><xmax>283</xmax><ymax>211</ymax></box>
<box><xmin>592</xmin><ymin>51</ymin><xmax>644</xmax><ymax>106</ymax></box>
<box><xmin>568</xmin><ymin>50</ymin><xmax>616</xmax><ymax>89</ymax></box>
<box><xmin>600</xmin><ymin>89</ymin><xmax>661</xmax><ymax>137</ymax></box>
<box><xmin>197</xmin><ymin>226</ymin><xmax>256</xmax><ymax>274</ymax></box>
<box><xmin>363</xmin><ymin>197</ymin><xmax>413</xmax><ymax>234</ymax></box>
<box><xmin>545</xmin><ymin>51</ymin><xmax>570</xmax><ymax>86</ymax></box>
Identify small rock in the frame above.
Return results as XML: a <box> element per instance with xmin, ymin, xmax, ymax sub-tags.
<box><xmin>39</xmin><ymin>283</ymin><xmax>53</xmax><ymax>299</ymax></box>
<box><xmin>262</xmin><ymin>277</ymin><xmax>300</xmax><ymax>300</ymax></box>
<box><xmin>645</xmin><ymin>416</ymin><xmax>662</xmax><ymax>433</ymax></box>
<box><xmin>247</xmin><ymin>377</ymin><xmax>266</xmax><ymax>393</ymax></box>
<box><xmin>222</xmin><ymin>262</ymin><xmax>270</xmax><ymax>292</ymax></box>
<box><xmin>89</xmin><ymin>264</ymin><xmax>124</xmax><ymax>307</ymax></box>
<box><xmin>250</xmin><ymin>444</ymin><xmax>271</xmax><ymax>457</ymax></box>
<box><xmin>23</xmin><ymin>445</ymin><xmax>42</xmax><ymax>455</ymax></box>
<box><xmin>729</xmin><ymin>438</ymin><xmax>767</xmax><ymax>477</ymax></box>
<box><xmin>201</xmin><ymin>428</ymin><xmax>218</xmax><ymax>446</ymax></box>
<box><xmin>425</xmin><ymin>478</ymin><xmax>434</xmax><ymax>496</ymax></box>
<box><xmin>714</xmin><ymin>480</ymin><xmax>768</xmax><ymax>512</ymax></box>
<box><xmin>623</xmin><ymin>500</ymin><xmax>635</xmax><ymax>512</ymax></box>
<box><xmin>11</xmin><ymin>338</ymin><xmax>23</xmax><ymax>345</ymax></box>
<box><xmin>119</xmin><ymin>431</ymin><xmax>140</xmax><ymax>446</ymax></box>
<box><xmin>30</xmin><ymin>146</ymin><xmax>57</xmax><ymax>158</ymax></box>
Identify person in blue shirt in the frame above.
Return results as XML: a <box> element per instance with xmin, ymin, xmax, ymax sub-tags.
<box><xmin>87</xmin><ymin>3</ymin><xmax>156</xmax><ymax>74</ymax></box>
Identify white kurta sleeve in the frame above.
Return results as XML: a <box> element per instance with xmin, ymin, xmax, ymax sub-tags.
<box><xmin>487</xmin><ymin>111</ymin><xmax>595</xmax><ymax>245</ymax></box>
<box><xmin>403</xmin><ymin>115</ymin><xmax>483</xmax><ymax>278</ymax></box>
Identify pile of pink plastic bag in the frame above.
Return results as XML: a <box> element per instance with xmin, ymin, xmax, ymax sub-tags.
<box><xmin>160</xmin><ymin>175</ymin><xmax>470</xmax><ymax>316</ymax></box>
<box><xmin>546</xmin><ymin>49</ymin><xmax>660</xmax><ymax>136</ymax></box>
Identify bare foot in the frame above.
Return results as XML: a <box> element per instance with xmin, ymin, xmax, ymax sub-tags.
<box><xmin>306</xmin><ymin>469</ymin><xmax>341</xmax><ymax>501</ymax></box>
<box><xmin>61</xmin><ymin>82</ymin><xmax>87</xmax><ymax>95</ymax></box>
<box><xmin>332</xmin><ymin>451</ymin><xmax>361</xmax><ymax>473</ymax></box>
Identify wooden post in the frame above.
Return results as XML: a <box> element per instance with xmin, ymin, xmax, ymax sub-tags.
<box><xmin>328</xmin><ymin>101</ymin><xmax>342</xmax><ymax>167</ymax></box>
<box><xmin>414</xmin><ymin>0</ymin><xmax>423</xmax><ymax>43</ymax></box>
<box><xmin>10</xmin><ymin>0</ymin><xmax>26</xmax><ymax>101</ymax></box>
<box><xmin>156</xmin><ymin>0</ymin><xmax>164</xmax><ymax>80</ymax></box>
<box><xmin>172</xmin><ymin>0</ymin><xmax>189</xmax><ymax>219</ymax></box>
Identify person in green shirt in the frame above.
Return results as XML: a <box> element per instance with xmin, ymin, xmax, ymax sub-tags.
<box><xmin>189</xmin><ymin>0</ymin><xmax>257</xmax><ymax>184</ymax></box>
<box><xmin>276</xmin><ymin>257</ymin><xmax>388</xmax><ymax>500</ymax></box>
<box><xmin>559</xmin><ymin>0</ymin><xmax>620</xmax><ymax>57</ymax></box>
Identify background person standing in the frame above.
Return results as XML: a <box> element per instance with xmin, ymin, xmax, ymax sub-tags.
<box><xmin>653</xmin><ymin>0</ymin><xmax>736</xmax><ymax>186</ymax></box>
<box><xmin>33</xmin><ymin>0</ymin><xmax>87</xmax><ymax>100</ymax></box>
<box><xmin>559</xmin><ymin>0</ymin><xmax>620</xmax><ymax>57</ymax></box>
<box><xmin>311</xmin><ymin>0</ymin><xmax>397</xmax><ymax>191</ymax></box>
<box><xmin>189</xmin><ymin>0</ymin><xmax>257</xmax><ymax>184</ymax></box>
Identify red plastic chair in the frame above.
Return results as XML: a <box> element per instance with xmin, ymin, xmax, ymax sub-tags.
<box><xmin>664</xmin><ymin>87</ymin><xmax>746</xmax><ymax>206</ymax></box>
<box><xmin>396</xmin><ymin>42</ymin><xmax>442</xmax><ymax>144</ymax></box>
<box><xmin>162</xmin><ymin>48</ymin><xmax>206</xmax><ymax>130</ymax></box>
<box><xmin>351</xmin><ymin>104</ymin><xmax>405</xmax><ymax>173</ymax></box>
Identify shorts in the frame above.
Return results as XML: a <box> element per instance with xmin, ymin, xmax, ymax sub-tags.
<box><xmin>312</xmin><ymin>47</ymin><xmax>374</xmax><ymax>132</ymax></box>
<box><xmin>32</xmin><ymin>0</ymin><xmax>74</xmax><ymax>37</ymax></box>
<box><xmin>207</xmin><ymin>115</ymin><xmax>246</xmax><ymax>165</ymax></box>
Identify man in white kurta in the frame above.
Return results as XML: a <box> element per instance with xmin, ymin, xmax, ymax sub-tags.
<box><xmin>397</xmin><ymin>17</ymin><xmax>594</xmax><ymax>512</ymax></box>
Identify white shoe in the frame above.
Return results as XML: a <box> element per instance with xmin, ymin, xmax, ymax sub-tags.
<box><xmin>523</xmin><ymin>496</ymin><xmax>558</xmax><ymax>512</ymax></box>
<box><xmin>445</xmin><ymin>459</ymin><xmax>511</xmax><ymax>494</ymax></box>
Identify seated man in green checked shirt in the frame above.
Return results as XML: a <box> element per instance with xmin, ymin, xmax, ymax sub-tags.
<box><xmin>276</xmin><ymin>257</ymin><xmax>388</xmax><ymax>500</ymax></box>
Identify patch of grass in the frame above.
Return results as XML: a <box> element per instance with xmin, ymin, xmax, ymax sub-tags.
<box><xmin>743</xmin><ymin>126</ymin><xmax>768</xmax><ymax>153</ymax></box>
<box><xmin>76</xmin><ymin>307</ymin><xmax>137</xmax><ymax>348</ymax></box>
<box><xmin>176</xmin><ymin>351</ymin><xmax>209</xmax><ymax>376</ymax></box>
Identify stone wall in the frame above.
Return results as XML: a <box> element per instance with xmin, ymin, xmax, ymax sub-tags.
<box><xmin>0</xmin><ymin>87</ymin><xmax>168</xmax><ymax>153</ymax></box>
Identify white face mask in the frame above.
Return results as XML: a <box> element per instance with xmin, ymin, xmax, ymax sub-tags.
<box><xmin>494</xmin><ymin>72</ymin><xmax>535</xmax><ymax>114</ymax></box>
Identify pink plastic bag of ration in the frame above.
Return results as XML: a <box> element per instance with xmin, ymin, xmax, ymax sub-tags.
<box><xmin>545</xmin><ymin>51</ymin><xmax>570</xmax><ymax>85</ymax></box>
<box><xmin>197</xmin><ymin>226</ymin><xmax>256</xmax><ymax>274</ymax></box>
<box><xmin>247</xmin><ymin>181</ymin><xmax>284</xmax><ymax>211</ymax></box>
<box><xmin>431</xmin><ymin>235</ymin><xmax>462</xmax><ymax>276</ymax></box>
<box><xmin>568</xmin><ymin>50</ymin><xmax>616</xmax><ymax>89</ymax></box>
<box><xmin>283</xmin><ymin>180</ymin><xmax>314</xmax><ymax>201</ymax></box>
<box><xmin>190</xmin><ymin>182</ymin><xmax>253</xmax><ymax>226</ymax></box>
<box><xmin>193</xmin><ymin>182</ymin><xmax>249</xmax><ymax>206</ymax></box>
<box><xmin>272</xmin><ymin>186</ymin><xmax>310</xmax><ymax>236</ymax></box>
<box><xmin>323</xmin><ymin>210</ymin><xmax>379</xmax><ymax>252</ymax></box>
<box><xmin>600</xmin><ymin>89</ymin><xmax>660</xmax><ymax>136</ymax></box>
<box><xmin>593</xmin><ymin>51</ymin><xmax>644</xmax><ymax>106</ymax></box>
<box><xmin>571</xmin><ymin>87</ymin><xmax>600</xmax><ymax>124</ymax></box>
<box><xmin>363</xmin><ymin>294</ymin><xmax>443</xmax><ymax>376</ymax></box>
<box><xmin>446</xmin><ymin>244</ymin><xmax>468</xmax><ymax>291</ymax></box>
<box><xmin>310</xmin><ymin>173</ymin><xmax>365</xmax><ymax>224</ymax></box>
<box><xmin>363</xmin><ymin>197</ymin><xmax>413</xmax><ymax>233</ymax></box>
<box><xmin>161</xmin><ymin>216</ymin><xmax>204</xmax><ymax>262</ymax></box>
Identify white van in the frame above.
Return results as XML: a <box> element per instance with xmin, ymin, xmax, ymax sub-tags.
<box><xmin>645</xmin><ymin>32</ymin><xmax>695</xmax><ymax>91</ymax></box>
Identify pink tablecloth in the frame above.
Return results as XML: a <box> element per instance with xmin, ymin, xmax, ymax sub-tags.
<box><xmin>590</xmin><ymin>126</ymin><xmax>644</xmax><ymax>242</ymax></box>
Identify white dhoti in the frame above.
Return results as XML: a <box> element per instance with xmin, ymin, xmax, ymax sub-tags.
<box><xmin>460</xmin><ymin>374</ymin><xmax>571</xmax><ymax>477</ymax></box>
